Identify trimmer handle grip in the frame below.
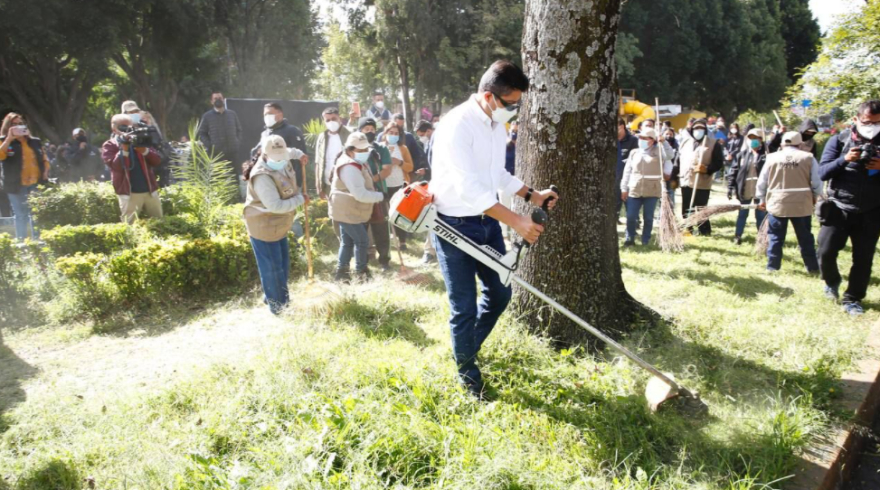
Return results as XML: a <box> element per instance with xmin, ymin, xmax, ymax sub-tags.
<box><xmin>531</xmin><ymin>208</ymin><xmax>548</xmax><ymax>225</ymax></box>
<box><xmin>541</xmin><ymin>185</ymin><xmax>559</xmax><ymax>212</ymax></box>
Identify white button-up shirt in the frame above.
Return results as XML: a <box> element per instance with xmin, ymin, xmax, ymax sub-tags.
<box><xmin>430</xmin><ymin>95</ymin><xmax>525</xmax><ymax>216</ymax></box>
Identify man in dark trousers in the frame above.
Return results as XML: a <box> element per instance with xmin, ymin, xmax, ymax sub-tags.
<box><xmin>197</xmin><ymin>91</ymin><xmax>243</xmax><ymax>172</ymax></box>
<box><xmin>676</xmin><ymin>118</ymin><xmax>724</xmax><ymax>235</ymax></box>
<box><xmin>818</xmin><ymin>100</ymin><xmax>880</xmax><ymax>316</ymax></box>
<box><xmin>430</xmin><ymin>60</ymin><xmax>557</xmax><ymax>399</ymax></box>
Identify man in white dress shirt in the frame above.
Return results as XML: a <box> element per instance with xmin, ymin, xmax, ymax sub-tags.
<box><xmin>430</xmin><ymin>60</ymin><xmax>558</xmax><ymax>399</ymax></box>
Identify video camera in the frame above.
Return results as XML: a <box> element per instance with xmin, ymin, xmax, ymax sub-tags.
<box><xmin>117</xmin><ymin>123</ymin><xmax>162</xmax><ymax>148</ymax></box>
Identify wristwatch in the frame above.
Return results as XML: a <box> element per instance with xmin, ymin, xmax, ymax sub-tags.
<box><xmin>524</xmin><ymin>187</ymin><xmax>534</xmax><ymax>203</ymax></box>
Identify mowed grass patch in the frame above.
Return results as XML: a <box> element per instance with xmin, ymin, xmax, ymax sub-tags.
<box><xmin>0</xmin><ymin>216</ymin><xmax>874</xmax><ymax>489</ymax></box>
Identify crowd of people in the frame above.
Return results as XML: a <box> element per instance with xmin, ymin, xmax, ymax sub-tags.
<box><xmin>616</xmin><ymin>102</ymin><xmax>880</xmax><ymax>317</ymax></box>
<box><xmin>2</xmin><ymin>59</ymin><xmax>878</xmax><ymax>399</ymax></box>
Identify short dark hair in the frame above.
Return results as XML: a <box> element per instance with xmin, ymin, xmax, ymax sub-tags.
<box><xmin>638</xmin><ymin>119</ymin><xmax>655</xmax><ymax>129</ymax></box>
<box><xmin>618</xmin><ymin>117</ymin><xmax>626</xmax><ymax>127</ymax></box>
<box><xmin>322</xmin><ymin>107</ymin><xmax>339</xmax><ymax>116</ymax></box>
<box><xmin>393</xmin><ymin>113</ymin><xmax>405</xmax><ymax>121</ymax></box>
<box><xmin>415</xmin><ymin>120</ymin><xmax>433</xmax><ymax>132</ymax></box>
<box><xmin>264</xmin><ymin>102</ymin><xmax>283</xmax><ymax>112</ymax></box>
<box><xmin>858</xmin><ymin>100</ymin><xmax>880</xmax><ymax>116</ymax></box>
<box><xmin>478</xmin><ymin>60</ymin><xmax>529</xmax><ymax>96</ymax></box>
<box><xmin>359</xmin><ymin>117</ymin><xmax>377</xmax><ymax>131</ymax></box>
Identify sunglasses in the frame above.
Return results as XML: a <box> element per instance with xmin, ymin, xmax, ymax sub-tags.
<box><xmin>490</xmin><ymin>91</ymin><xmax>521</xmax><ymax>111</ymax></box>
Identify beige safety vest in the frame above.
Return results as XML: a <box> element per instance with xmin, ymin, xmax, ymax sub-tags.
<box><xmin>740</xmin><ymin>150</ymin><xmax>760</xmax><ymax>201</ymax></box>
<box><xmin>679</xmin><ymin>135</ymin><xmax>716</xmax><ymax>190</ymax></box>
<box><xmin>329</xmin><ymin>157</ymin><xmax>376</xmax><ymax>224</ymax></box>
<box><xmin>764</xmin><ymin>148</ymin><xmax>815</xmax><ymax>218</ymax></box>
<box><xmin>243</xmin><ymin>163</ymin><xmax>300</xmax><ymax>242</ymax></box>
<box><xmin>626</xmin><ymin>148</ymin><xmax>663</xmax><ymax>198</ymax></box>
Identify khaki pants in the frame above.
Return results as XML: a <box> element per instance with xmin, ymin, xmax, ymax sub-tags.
<box><xmin>118</xmin><ymin>192</ymin><xmax>163</xmax><ymax>223</ymax></box>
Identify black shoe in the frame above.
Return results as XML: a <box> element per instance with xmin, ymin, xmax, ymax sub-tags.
<box><xmin>733</xmin><ymin>236</ymin><xmax>742</xmax><ymax>245</ymax></box>
<box><xmin>623</xmin><ymin>239</ymin><xmax>635</xmax><ymax>247</ymax></box>
<box><xmin>334</xmin><ymin>269</ymin><xmax>351</xmax><ymax>284</ymax></box>
<box><xmin>354</xmin><ymin>268</ymin><xmax>373</xmax><ymax>283</ymax></box>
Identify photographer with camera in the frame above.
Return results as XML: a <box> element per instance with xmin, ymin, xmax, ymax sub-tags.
<box><xmin>817</xmin><ymin>100</ymin><xmax>880</xmax><ymax>316</ymax></box>
<box><xmin>0</xmin><ymin>112</ymin><xmax>50</xmax><ymax>241</ymax></box>
<box><xmin>101</xmin><ymin>114</ymin><xmax>163</xmax><ymax>223</ymax></box>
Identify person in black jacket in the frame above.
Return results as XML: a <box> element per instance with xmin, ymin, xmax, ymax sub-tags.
<box><xmin>817</xmin><ymin>101</ymin><xmax>880</xmax><ymax>316</ymax></box>
<box><xmin>769</xmin><ymin>119</ymin><xmax>820</xmax><ymax>157</ymax></box>
<box><xmin>727</xmin><ymin>128</ymin><xmax>767</xmax><ymax>244</ymax></box>
<box><xmin>723</xmin><ymin>123</ymin><xmax>745</xmax><ymax>180</ymax></box>
<box><xmin>616</xmin><ymin>118</ymin><xmax>639</xmax><ymax>221</ymax></box>
<box><xmin>251</xmin><ymin>102</ymin><xmax>307</xmax><ymax>189</ymax></box>
<box><xmin>197</xmin><ymin>91</ymin><xmax>243</xmax><ymax>172</ymax></box>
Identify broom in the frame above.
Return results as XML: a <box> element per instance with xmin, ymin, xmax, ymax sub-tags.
<box><xmin>683</xmin><ymin>130</ymin><xmax>709</xmax><ymax>236</ymax></box>
<box><xmin>680</xmin><ymin>203</ymin><xmax>760</xmax><ymax>230</ymax></box>
<box><xmin>754</xmin><ymin>117</ymin><xmax>772</xmax><ymax>256</ymax></box>
<box><xmin>655</xmin><ymin>98</ymin><xmax>684</xmax><ymax>252</ymax></box>
<box><xmin>295</xmin><ymin>159</ymin><xmax>343</xmax><ymax>316</ymax></box>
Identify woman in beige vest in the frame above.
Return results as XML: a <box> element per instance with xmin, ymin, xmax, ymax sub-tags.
<box><xmin>620</xmin><ymin>128</ymin><xmax>671</xmax><ymax>246</ymax></box>
<box><xmin>242</xmin><ymin>135</ymin><xmax>307</xmax><ymax>314</ymax></box>
<box><xmin>329</xmin><ymin>132</ymin><xmax>386</xmax><ymax>283</ymax></box>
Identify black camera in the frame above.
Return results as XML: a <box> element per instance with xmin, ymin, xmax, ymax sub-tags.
<box><xmin>117</xmin><ymin>123</ymin><xmax>161</xmax><ymax>148</ymax></box>
<box><xmin>856</xmin><ymin>143</ymin><xmax>878</xmax><ymax>166</ymax></box>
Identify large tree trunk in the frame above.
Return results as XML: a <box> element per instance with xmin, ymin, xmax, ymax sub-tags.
<box><xmin>515</xmin><ymin>0</ymin><xmax>639</xmax><ymax>347</ymax></box>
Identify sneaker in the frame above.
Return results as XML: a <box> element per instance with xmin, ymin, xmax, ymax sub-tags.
<box><xmin>421</xmin><ymin>253</ymin><xmax>437</xmax><ymax>265</ymax></box>
<box><xmin>843</xmin><ymin>302</ymin><xmax>865</xmax><ymax>317</ymax></box>
<box><xmin>824</xmin><ymin>284</ymin><xmax>840</xmax><ymax>301</ymax></box>
<box><xmin>333</xmin><ymin>269</ymin><xmax>351</xmax><ymax>284</ymax></box>
<box><xmin>733</xmin><ymin>236</ymin><xmax>742</xmax><ymax>245</ymax></box>
<box><xmin>623</xmin><ymin>239</ymin><xmax>635</xmax><ymax>247</ymax></box>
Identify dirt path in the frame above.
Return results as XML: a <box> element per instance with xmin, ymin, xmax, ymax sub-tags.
<box><xmin>0</xmin><ymin>305</ymin><xmax>291</xmax><ymax>410</ymax></box>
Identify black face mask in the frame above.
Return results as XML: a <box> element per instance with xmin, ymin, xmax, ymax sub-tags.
<box><xmin>803</xmin><ymin>132</ymin><xmax>816</xmax><ymax>141</ymax></box>
<box><xmin>213</xmin><ymin>98</ymin><xmax>225</xmax><ymax>109</ymax></box>
<box><xmin>364</xmin><ymin>132</ymin><xmax>376</xmax><ymax>144</ymax></box>
<box><xmin>76</xmin><ymin>135</ymin><xmax>87</xmax><ymax>143</ymax></box>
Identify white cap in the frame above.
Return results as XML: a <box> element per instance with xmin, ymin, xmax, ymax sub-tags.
<box><xmin>121</xmin><ymin>100</ymin><xmax>140</xmax><ymax>113</ymax></box>
<box><xmin>782</xmin><ymin>131</ymin><xmax>803</xmax><ymax>147</ymax></box>
<box><xmin>639</xmin><ymin>128</ymin><xmax>658</xmax><ymax>140</ymax></box>
<box><xmin>747</xmin><ymin>128</ymin><xmax>764</xmax><ymax>139</ymax></box>
<box><xmin>345</xmin><ymin>132</ymin><xmax>371</xmax><ymax>150</ymax></box>
<box><xmin>262</xmin><ymin>135</ymin><xmax>289</xmax><ymax>162</ymax></box>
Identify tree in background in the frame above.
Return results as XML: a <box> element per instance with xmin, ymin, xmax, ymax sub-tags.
<box><xmin>788</xmin><ymin>1</ymin><xmax>879</xmax><ymax>117</ymax></box>
<box><xmin>0</xmin><ymin>0</ymin><xmax>116</xmax><ymax>142</ymax></box>
<box><xmin>779</xmin><ymin>0</ymin><xmax>821</xmax><ymax>82</ymax></box>
<box><xmin>515</xmin><ymin>0</ymin><xmax>634</xmax><ymax>343</ymax></box>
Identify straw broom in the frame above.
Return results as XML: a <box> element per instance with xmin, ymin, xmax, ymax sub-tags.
<box><xmin>680</xmin><ymin>203</ymin><xmax>760</xmax><ymax>230</ymax></box>
<box><xmin>754</xmin><ymin>117</ymin><xmax>773</xmax><ymax>256</ymax></box>
<box><xmin>655</xmin><ymin>98</ymin><xmax>684</xmax><ymax>252</ymax></box>
<box><xmin>295</xmin><ymin>159</ymin><xmax>343</xmax><ymax>316</ymax></box>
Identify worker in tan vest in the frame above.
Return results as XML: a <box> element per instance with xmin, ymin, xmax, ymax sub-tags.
<box><xmin>329</xmin><ymin>132</ymin><xmax>386</xmax><ymax>283</ymax></box>
<box><xmin>756</xmin><ymin>131</ymin><xmax>822</xmax><ymax>273</ymax></box>
<box><xmin>242</xmin><ymin>135</ymin><xmax>308</xmax><ymax>314</ymax></box>
<box><xmin>727</xmin><ymin>128</ymin><xmax>768</xmax><ymax>245</ymax></box>
<box><xmin>676</xmin><ymin>118</ymin><xmax>725</xmax><ymax>236</ymax></box>
<box><xmin>620</xmin><ymin>128</ymin><xmax>672</xmax><ymax>246</ymax></box>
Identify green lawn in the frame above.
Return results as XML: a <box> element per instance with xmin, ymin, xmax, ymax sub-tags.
<box><xmin>0</xmin><ymin>203</ymin><xmax>875</xmax><ymax>489</ymax></box>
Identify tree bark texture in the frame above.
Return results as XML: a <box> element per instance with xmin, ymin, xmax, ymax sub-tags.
<box><xmin>515</xmin><ymin>0</ymin><xmax>636</xmax><ymax>346</ymax></box>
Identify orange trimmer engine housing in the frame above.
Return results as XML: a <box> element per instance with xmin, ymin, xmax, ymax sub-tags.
<box><xmin>389</xmin><ymin>181</ymin><xmax>435</xmax><ymax>234</ymax></box>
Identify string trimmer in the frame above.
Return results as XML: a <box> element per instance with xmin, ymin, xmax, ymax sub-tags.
<box><xmin>389</xmin><ymin>183</ymin><xmax>703</xmax><ymax>412</ymax></box>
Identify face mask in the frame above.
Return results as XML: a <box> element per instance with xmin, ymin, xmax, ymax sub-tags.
<box><xmin>490</xmin><ymin>96</ymin><xmax>518</xmax><ymax>124</ymax></box>
<box><xmin>265</xmin><ymin>159</ymin><xmax>287</xmax><ymax>171</ymax></box>
<box><xmin>375</xmin><ymin>101</ymin><xmax>385</xmax><ymax>109</ymax></box>
<box><xmin>213</xmin><ymin>99</ymin><xmax>224</xmax><ymax>109</ymax></box>
<box><xmin>353</xmin><ymin>151</ymin><xmax>370</xmax><ymax>164</ymax></box>
<box><xmin>730</xmin><ymin>128</ymin><xmax>738</xmax><ymax>135</ymax></box>
<box><xmin>264</xmin><ymin>115</ymin><xmax>278</xmax><ymax>128</ymax></box>
<box><xmin>750</xmin><ymin>139</ymin><xmax>761</xmax><ymax>149</ymax></box>
<box><xmin>364</xmin><ymin>132</ymin><xmax>376</xmax><ymax>144</ymax></box>
<box><xmin>858</xmin><ymin>123</ymin><xmax>880</xmax><ymax>141</ymax></box>
<box><xmin>326</xmin><ymin>120</ymin><xmax>341</xmax><ymax>133</ymax></box>
<box><xmin>420</xmin><ymin>136</ymin><xmax>429</xmax><ymax>145</ymax></box>
<box><xmin>802</xmin><ymin>132</ymin><xmax>815</xmax><ymax>141</ymax></box>
<box><xmin>387</xmin><ymin>135</ymin><xmax>400</xmax><ymax>145</ymax></box>
<box><xmin>129</xmin><ymin>113</ymin><xmax>142</xmax><ymax>125</ymax></box>
<box><xmin>638</xmin><ymin>139</ymin><xmax>652</xmax><ymax>151</ymax></box>
<box><xmin>76</xmin><ymin>135</ymin><xmax>87</xmax><ymax>143</ymax></box>
<box><xmin>693</xmin><ymin>129</ymin><xmax>706</xmax><ymax>140</ymax></box>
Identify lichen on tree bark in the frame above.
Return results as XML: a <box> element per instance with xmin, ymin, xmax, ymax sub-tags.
<box><xmin>514</xmin><ymin>0</ymin><xmax>645</xmax><ymax>348</ymax></box>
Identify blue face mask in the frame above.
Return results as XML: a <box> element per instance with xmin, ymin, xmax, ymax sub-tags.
<box><xmin>387</xmin><ymin>135</ymin><xmax>400</xmax><ymax>145</ymax></box>
<box><xmin>129</xmin><ymin>113</ymin><xmax>142</xmax><ymax>125</ymax></box>
<box><xmin>265</xmin><ymin>159</ymin><xmax>287</xmax><ymax>171</ymax></box>
<box><xmin>750</xmin><ymin>139</ymin><xmax>761</xmax><ymax>149</ymax></box>
<box><xmin>354</xmin><ymin>151</ymin><xmax>371</xmax><ymax>164</ymax></box>
<box><xmin>638</xmin><ymin>139</ymin><xmax>653</xmax><ymax>151</ymax></box>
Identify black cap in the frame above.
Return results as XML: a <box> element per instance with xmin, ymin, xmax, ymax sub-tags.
<box><xmin>359</xmin><ymin>117</ymin><xmax>377</xmax><ymax>130</ymax></box>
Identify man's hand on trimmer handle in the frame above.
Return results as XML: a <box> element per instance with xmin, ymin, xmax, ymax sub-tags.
<box><xmin>530</xmin><ymin>188</ymin><xmax>559</xmax><ymax>210</ymax></box>
<box><xmin>514</xmin><ymin>217</ymin><xmax>544</xmax><ymax>245</ymax></box>
<box><xmin>517</xmin><ymin>185</ymin><xmax>559</xmax><ymax>244</ymax></box>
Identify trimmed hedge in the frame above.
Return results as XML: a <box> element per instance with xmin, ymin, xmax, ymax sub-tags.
<box><xmin>29</xmin><ymin>181</ymin><xmax>120</xmax><ymax>227</ymax></box>
<box><xmin>139</xmin><ymin>214</ymin><xmax>207</xmax><ymax>239</ymax></box>
<box><xmin>42</xmin><ymin>223</ymin><xmax>142</xmax><ymax>256</ymax></box>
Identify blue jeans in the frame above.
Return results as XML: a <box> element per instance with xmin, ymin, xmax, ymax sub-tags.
<box><xmin>250</xmin><ymin>236</ymin><xmax>290</xmax><ymax>314</ymax></box>
<box><xmin>766</xmin><ymin>215</ymin><xmax>819</xmax><ymax>272</ymax></box>
<box><xmin>338</xmin><ymin>222</ymin><xmax>369</xmax><ymax>272</ymax></box>
<box><xmin>625</xmin><ymin>196</ymin><xmax>658</xmax><ymax>244</ymax></box>
<box><xmin>8</xmin><ymin>185</ymin><xmax>38</xmax><ymax>241</ymax></box>
<box><xmin>433</xmin><ymin>215</ymin><xmax>511</xmax><ymax>391</ymax></box>
<box><xmin>734</xmin><ymin>198</ymin><xmax>766</xmax><ymax>238</ymax></box>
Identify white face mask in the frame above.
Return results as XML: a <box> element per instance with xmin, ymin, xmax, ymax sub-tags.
<box><xmin>419</xmin><ymin>136</ymin><xmax>429</xmax><ymax>145</ymax></box>
<box><xmin>375</xmin><ymin>101</ymin><xmax>385</xmax><ymax>109</ymax></box>
<box><xmin>857</xmin><ymin>122</ymin><xmax>880</xmax><ymax>141</ymax></box>
<box><xmin>693</xmin><ymin>129</ymin><xmax>706</xmax><ymax>140</ymax></box>
<box><xmin>730</xmin><ymin>128</ymin><xmax>738</xmax><ymax>135</ymax></box>
<box><xmin>264</xmin><ymin>115</ymin><xmax>278</xmax><ymax>128</ymax></box>
<box><xmin>490</xmin><ymin>96</ymin><xmax>518</xmax><ymax>124</ymax></box>
<box><xmin>326</xmin><ymin>120</ymin><xmax>341</xmax><ymax>133</ymax></box>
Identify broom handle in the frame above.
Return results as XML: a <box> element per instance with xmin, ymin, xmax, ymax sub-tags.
<box><xmin>772</xmin><ymin>110</ymin><xmax>784</xmax><ymax>128</ymax></box>
<box><xmin>654</xmin><ymin>98</ymin><xmax>668</xmax><ymax>192</ymax></box>
<box><xmin>688</xmin><ymin>136</ymin><xmax>709</xmax><ymax>212</ymax></box>
<box><xmin>301</xmin><ymin>159</ymin><xmax>314</xmax><ymax>281</ymax></box>
<box><xmin>513</xmin><ymin>275</ymin><xmax>682</xmax><ymax>392</ymax></box>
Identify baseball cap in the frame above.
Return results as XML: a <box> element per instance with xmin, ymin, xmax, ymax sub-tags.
<box><xmin>121</xmin><ymin>100</ymin><xmax>140</xmax><ymax>113</ymax></box>
<box><xmin>640</xmin><ymin>128</ymin><xmax>657</xmax><ymax>140</ymax></box>
<box><xmin>746</xmin><ymin>128</ymin><xmax>764</xmax><ymax>139</ymax></box>
<box><xmin>345</xmin><ymin>132</ymin><xmax>371</xmax><ymax>150</ymax></box>
<box><xmin>781</xmin><ymin>131</ymin><xmax>803</xmax><ymax>147</ymax></box>
<box><xmin>262</xmin><ymin>135</ymin><xmax>289</xmax><ymax>162</ymax></box>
